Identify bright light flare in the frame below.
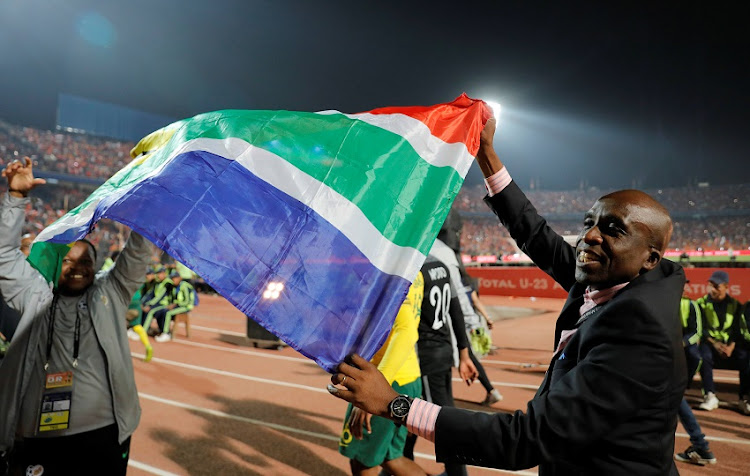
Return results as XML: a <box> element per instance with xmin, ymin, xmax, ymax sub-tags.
<box><xmin>262</xmin><ymin>281</ymin><xmax>285</xmax><ymax>300</ymax></box>
<box><xmin>485</xmin><ymin>101</ymin><xmax>502</xmax><ymax>122</ymax></box>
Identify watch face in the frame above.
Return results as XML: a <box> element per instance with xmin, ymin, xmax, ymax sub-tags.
<box><xmin>391</xmin><ymin>396</ymin><xmax>411</xmax><ymax>419</ymax></box>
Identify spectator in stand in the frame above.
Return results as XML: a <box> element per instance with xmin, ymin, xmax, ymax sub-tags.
<box><xmin>695</xmin><ymin>271</ymin><xmax>750</xmax><ymax>414</ymax></box>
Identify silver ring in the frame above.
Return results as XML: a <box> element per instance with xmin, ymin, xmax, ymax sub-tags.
<box><xmin>341</xmin><ymin>375</ymin><xmax>347</xmax><ymax>384</ymax></box>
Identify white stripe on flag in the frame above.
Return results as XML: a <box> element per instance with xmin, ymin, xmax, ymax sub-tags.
<box><xmin>188</xmin><ymin>137</ymin><xmax>425</xmax><ymax>281</ymax></box>
<box><xmin>36</xmin><ymin>136</ymin><xmax>427</xmax><ymax>282</ymax></box>
<box><xmin>316</xmin><ymin>110</ymin><xmax>475</xmax><ymax>177</ymax></box>
<box><xmin>33</xmin><ymin>136</ymin><xmax>197</xmax><ymax>243</ymax></box>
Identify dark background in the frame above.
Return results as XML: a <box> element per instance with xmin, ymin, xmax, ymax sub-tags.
<box><xmin>1</xmin><ymin>1</ymin><xmax>747</xmax><ymax>189</ymax></box>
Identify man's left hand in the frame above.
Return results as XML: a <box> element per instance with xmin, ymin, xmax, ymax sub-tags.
<box><xmin>327</xmin><ymin>354</ymin><xmax>398</xmax><ymax>420</ymax></box>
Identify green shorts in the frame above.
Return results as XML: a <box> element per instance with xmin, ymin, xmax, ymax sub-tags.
<box><xmin>338</xmin><ymin>378</ymin><xmax>422</xmax><ymax>468</ymax></box>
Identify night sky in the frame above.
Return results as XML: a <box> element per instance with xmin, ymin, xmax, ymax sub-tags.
<box><xmin>1</xmin><ymin>1</ymin><xmax>747</xmax><ymax>189</ymax></box>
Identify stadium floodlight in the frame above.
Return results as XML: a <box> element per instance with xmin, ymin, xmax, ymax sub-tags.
<box><xmin>485</xmin><ymin>101</ymin><xmax>502</xmax><ymax>123</ymax></box>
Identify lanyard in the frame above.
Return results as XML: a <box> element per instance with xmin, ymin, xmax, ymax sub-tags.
<box><xmin>44</xmin><ymin>293</ymin><xmax>83</xmax><ymax>370</ymax></box>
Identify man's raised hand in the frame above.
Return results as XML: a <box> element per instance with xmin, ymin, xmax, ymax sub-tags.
<box><xmin>475</xmin><ymin>117</ymin><xmax>504</xmax><ymax>178</ymax></box>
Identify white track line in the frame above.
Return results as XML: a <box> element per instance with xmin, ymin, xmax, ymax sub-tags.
<box><xmin>156</xmin><ymin>342</ymin><xmax>543</xmax><ymax>391</ymax></box>
<box><xmin>168</xmin><ymin>338</ymin><xmax>741</xmax><ymax>391</ymax></box>
<box><xmin>675</xmin><ymin>432</ymin><xmax>750</xmax><ymax>446</ymax></box>
<box><xmin>481</xmin><ymin>360</ymin><xmax>548</xmax><ymax>368</ymax></box>
<box><xmin>173</xmin><ymin>338</ymin><xmax>309</xmax><ymax>363</ymax></box>
<box><xmin>131</xmin><ymin>353</ymin><xmax>328</xmax><ymax>393</ymax></box>
<box><xmin>479</xmin><ymin>359</ymin><xmax>740</xmax><ymax>383</ymax></box>
<box><xmin>189</xmin><ymin>324</ymin><xmax>246</xmax><ymax>337</ymax></box>
<box><xmin>185</xmin><ymin>325</ymin><xmax>741</xmax><ymax>383</ymax></box>
<box><xmin>128</xmin><ymin>459</ymin><xmax>182</xmax><ymax>476</ymax></box>
<box><xmin>451</xmin><ymin>377</ymin><xmax>540</xmax><ymax>390</ymax></box>
<box><xmin>138</xmin><ymin>392</ymin><xmax>538</xmax><ymax>475</ymax></box>
<box><xmin>139</xmin><ymin>392</ymin><xmax>339</xmax><ymax>441</ymax></box>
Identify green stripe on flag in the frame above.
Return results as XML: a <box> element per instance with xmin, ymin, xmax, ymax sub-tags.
<box><xmin>27</xmin><ymin>242</ymin><xmax>73</xmax><ymax>285</ymax></box>
<box><xmin>172</xmin><ymin>110</ymin><xmax>465</xmax><ymax>254</ymax></box>
<box><xmin>35</xmin><ymin>108</ymin><xmax>468</xmax><ymax>261</ymax></box>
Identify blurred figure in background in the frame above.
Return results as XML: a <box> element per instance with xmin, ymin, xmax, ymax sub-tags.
<box><xmin>695</xmin><ymin>271</ymin><xmax>750</xmax><ymax>414</ymax></box>
<box><xmin>675</xmin><ymin>285</ymin><xmax>717</xmax><ymax>465</ymax></box>
<box><xmin>140</xmin><ymin>266</ymin><xmax>173</xmax><ymax>338</ymax></box>
<box><xmin>154</xmin><ymin>270</ymin><xmax>197</xmax><ymax>342</ymax></box>
<box><xmin>402</xmin><ymin>238</ymin><xmax>478</xmax><ymax>476</ymax></box>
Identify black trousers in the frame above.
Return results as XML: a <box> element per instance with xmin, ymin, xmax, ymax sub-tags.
<box><xmin>9</xmin><ymin>424</ymin><xmax>130</xmax><ymax>476</ymax></box>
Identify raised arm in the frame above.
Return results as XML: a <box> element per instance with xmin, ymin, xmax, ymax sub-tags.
<box><xmin>99</xmin><ymin>231</ymin><xmax>154</xmax><ymax>310</ymax></box>
<box><xmin>476</xmin><ymin>119</ymin><xmax>577</xmax><ymax>290</ymax></box>
<box><xmin>0</xmin><ymin>158</ymin><xmax>51</xmax><ymax>317</ymax></box>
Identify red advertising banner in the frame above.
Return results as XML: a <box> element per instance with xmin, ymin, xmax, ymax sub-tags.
<box><xmin>467</xmin><ymin>267</ymin><xmax>750</xmax><ymax>302</ymax></box>
<box><xmin>681</xmin><ymin>268</ymin><xmax>750</xmax><ymax>301</ymax></box>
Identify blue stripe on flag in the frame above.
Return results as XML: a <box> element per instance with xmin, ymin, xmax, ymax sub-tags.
<box><xmin>96</xmin><ymin>150</ymin><xmax>409</xmax><ymax>371</ymax></box>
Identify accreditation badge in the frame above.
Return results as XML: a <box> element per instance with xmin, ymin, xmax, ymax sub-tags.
<box><xmin>38</xmin><ymin>371</ymin><xmax>74</xmax><ymax>433</ymax></box>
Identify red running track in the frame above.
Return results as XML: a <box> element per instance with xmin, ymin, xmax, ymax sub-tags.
<box><xmin>125</xmin><ymin>295</ymin><xmax>750</xmax><ymax>475</ymax></box>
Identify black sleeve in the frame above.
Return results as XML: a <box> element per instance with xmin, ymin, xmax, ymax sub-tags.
<box><xmin>484</xmin><ymin>181</ymin><xmax>577</xmax><ymax>291</ymax></box>
<box><xmin>449</xmin><ymin>296</ymin><xmax>469</xmax><ymax>350</ymax></box>
<box><xmin>434</xmin><ymin>298</ymin><xmax>675</xmax><ymax>470</ymax></box>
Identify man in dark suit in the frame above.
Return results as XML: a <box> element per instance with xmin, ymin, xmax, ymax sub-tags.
<box><xmin>328</xmin><ymin>117</ymin><xmax>687</xmax><ymax>475</ymax></box>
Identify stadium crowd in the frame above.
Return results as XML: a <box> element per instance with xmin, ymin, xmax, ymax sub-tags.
<box><xmin>0</xmin><ymin>119</ymin><xmax>133</xmax><ymax>180</ymax></box>
<box><xmin>461</xmin><ymin>216</ymin><xmax>750</xmax><ymax>257</ymax></box>
<box><xmin>455</xmin><ymin>182</ymin><xmax>750</xmax><ymax>215</ymax></box>
<box><xmin>1</xmin><ymin>117</ymin><xmax>749</xmax><ymax>259</ymax></box>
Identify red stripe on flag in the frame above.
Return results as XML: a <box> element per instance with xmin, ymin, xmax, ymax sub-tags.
<box><xmin>365</xmin><ymin>93</ymin><xmax>492</xmax><ymax>156</ymax></box>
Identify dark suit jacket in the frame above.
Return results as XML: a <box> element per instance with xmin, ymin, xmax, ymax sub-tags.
<box><xmin>434</xmin><ymin>182</ymin><xmax>687</xmax><ymax>475</ymax></box>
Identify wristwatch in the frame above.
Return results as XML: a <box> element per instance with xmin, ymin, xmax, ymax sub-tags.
<box><xmin>388</xmin><ymin>394</ymin><xmax>413</xmax><ymax>424</ymax></box>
